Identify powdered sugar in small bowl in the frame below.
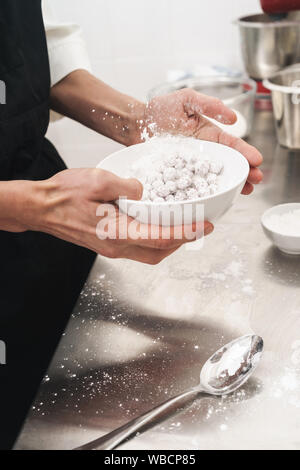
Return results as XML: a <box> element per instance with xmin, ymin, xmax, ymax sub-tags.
<box><xmin>261</xmin><ymin>203</ymin><xmax>300</xmax><ymax>255</ymax></box>
<box><xmin>97</xmin><ymin>136</ymin><xmax>249</xmax><ymax>226</ymax></box>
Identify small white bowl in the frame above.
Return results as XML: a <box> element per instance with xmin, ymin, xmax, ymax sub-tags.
<box><xmin>261</xmin><ymin>203</ymin><xmax>300</xmax><ymax>255</ymax></box>
<box><xmin>97</xmin><ymin>137</ymin><xmax>249</xmax><ymax>226</ymax></box>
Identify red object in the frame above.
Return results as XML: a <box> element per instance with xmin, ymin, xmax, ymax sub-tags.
<box><xmin>261</xmin><ymin>0</ymin><xmax>300</xmax><ymax>14</ymax></box>
<box><xmin>254</xmin><ymin>80</ymin><xmax>273</xmax><ymax>111</ymax></box>
<box><xmin>255</xmin><ymin>96</ymin><xmax>273</xmax><ymax>111</ymax></box>
<box><xmin>256</xmin><ymin>81</ymin><xmax>271</xmax><ymax>95</ymax></box>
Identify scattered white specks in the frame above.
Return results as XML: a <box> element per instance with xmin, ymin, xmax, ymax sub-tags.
<box><xmin>291</xmin><ymin>340</ymin><xmax>300</xmax><ymax>365</ymax></box>
<box><xmin>280</xmin><ymin>372</ymin><xmax>299</xmax><ymax>391</ymax></box>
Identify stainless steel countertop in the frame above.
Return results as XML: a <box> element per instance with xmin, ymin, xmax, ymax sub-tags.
<box><xmin>16</xmin><ymin>110</ymin><xmax>300</xmax><ymax>450</ymax></box>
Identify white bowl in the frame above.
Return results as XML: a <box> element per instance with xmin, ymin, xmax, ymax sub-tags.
<box><xmin>97</xmin><ymin>137</ymin><xmax>249</xmax><ymax>226</ymax></box>
<box><xmin>261</xmin><ymin>203</ymin><xmax>300</xmax><ymax>255</ymax></box>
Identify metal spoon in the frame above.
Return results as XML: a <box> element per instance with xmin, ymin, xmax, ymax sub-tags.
<box><xmin>75</xmin><ymin>334</ymin><xmax>263</xmax><ymax>451</ymax></box>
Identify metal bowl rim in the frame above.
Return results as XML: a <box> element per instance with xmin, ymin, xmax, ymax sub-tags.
<box><xmin>263</xmin><ymin>75</ymin><xmax>300</xmax><ymax>94</ymax></box>
<box><xmin>237</xmin><ymin>13</ymin><xmax>300</xmax><ymax>29</ymax></box>
<box><xmin>148</xmin><ymin>75</ymin><xmax>257</xmax><ymax>102</ymax></box>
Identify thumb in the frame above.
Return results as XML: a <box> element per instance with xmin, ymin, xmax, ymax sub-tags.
<box><xmin>184</xmin><ymin>91</ymin><xmax>237</xmax><ymax>125</ymax></box>
<box><xmin>118</xmin><ymin>177</ymin><xmax>144</xmax><ymax>201</ymax></box>
<box><xmin>96</xmin><ymin>169</ymin><xmax>143</xmax><ymax>202</ymax></box>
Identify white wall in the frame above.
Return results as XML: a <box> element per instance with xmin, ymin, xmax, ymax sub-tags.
<box><xmin>46</xmin><ymin>0</ymin><xmax>259</xmax><ymax>168</ymax></box>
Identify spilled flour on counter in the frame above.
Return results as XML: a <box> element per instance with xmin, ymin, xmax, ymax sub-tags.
<box><xmin>169</xmin><ymin>256</ymin><xmax>256</xmax><ymax>300</ymax></box>
<box><xmin>270</xmin><ymin>368</ymin><xmax>300</xmax><ymax>407</ymax></box>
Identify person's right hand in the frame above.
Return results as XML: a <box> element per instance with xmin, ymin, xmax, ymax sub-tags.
<box><xmin>23</xmin><ymin>168</ymin><xmax>213</xmax><ymax>265</ymax></box>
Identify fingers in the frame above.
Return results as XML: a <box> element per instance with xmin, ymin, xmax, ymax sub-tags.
<box><xmin>216</xmin><ymin>131</ymin><xmax>263</xmax><ymax>168</ymax></box>
<box><xmin>121</xmin><ymin>245</ymin><xmax>182</xmax><ymax>265</ymax></box>
<box><xmin>218</xmin><ymin>132</ymin><xmax>263</xmax><ymax>190</ymax></box>
<box><xmin>97</xmin><ymin>215</ymin><xmax>214</xmax><ymax>263</ymax></box>
<box><xmin>97</xmin><ymin>207</ymin><xmax>214</xmax><ymax>262</ymax></box>
<box><xmin>248</xmin><ymin>167</ymin><xmax>263</xmax><ymax>185</ymax></box>
<box><xmin>216</xmin><ymin>132</ymin><xmax>264</xmax><ymax>189</ymax></box>
<box><xmin>191</xmin><ymin>120</ymin><xmax>263</xmax><ymax>190</ymax></box>
<box><xmin>183</xmin><ymin>89</ymin><xmax>237</xmax><ymax>125</ymax></box>
<box><xmin>124</xmin><ymin>220</ymin><xmax>214</xmax><ymax>249</ymax></box>
<box><xmin>193</xmin><ymin>119</ymin><xmax>263</xmax><ymax>171</ymax></box>
<box><xmin>122</xmin><ymin>220</ymin><xmax>213</xmax><ymax>264</ymax></box>
<box><xmin>241</xmin><ymin>182</ymin><xmax>254</xmax><ymax>195</ymax></box>
<box><xmin>94</xmin><ymin>169</ymin><xmax>143</xmax><ymax>202</ymax></box>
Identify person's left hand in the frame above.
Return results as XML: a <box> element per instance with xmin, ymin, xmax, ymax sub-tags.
<box><xmin>140</xmin><ymin>89</ymin><xmax>263</xmax><ymax>195</ymax></box>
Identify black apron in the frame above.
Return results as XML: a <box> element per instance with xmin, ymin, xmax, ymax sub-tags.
<box><xmin>0</xmin><ymin>0</ymin><xmax>96</xmax><ymax>449</ymax></box>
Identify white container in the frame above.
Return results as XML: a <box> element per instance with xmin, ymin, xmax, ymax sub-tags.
<box><xmin>261</xmin><ymin>203</ymin><xmax>300</xmax><ymax>255</ymax></box>
<box><xmin>97</xmin><ymin>137</ymin><xmax>249</xmax><ymax>226</ymax></box>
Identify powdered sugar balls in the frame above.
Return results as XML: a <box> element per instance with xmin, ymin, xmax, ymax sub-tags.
<box><xmin>131</xmin><ymin>151</ymin><xmax>224</xmax><ymax>203</ymax></box>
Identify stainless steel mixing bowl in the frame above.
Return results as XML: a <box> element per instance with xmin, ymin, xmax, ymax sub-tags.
<box><xmin>264</xmin><ymin>66</ymin><xmax>300</xmax><ymax>148</ymax></box>
<box><xmin>237</xmin><ymin>14</ymin><xmax>300</xmax><ymax>80</ymax></box>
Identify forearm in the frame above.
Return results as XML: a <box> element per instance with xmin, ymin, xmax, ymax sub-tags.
<box><xmin>0</xmin><ymin>180</ymin><xmax>46</xmax><ymax>233</ymax></box>
<box><xmin>50</xmin><ymin>70</ymin><xmax>146</xmax><ymax>146</ymax></box>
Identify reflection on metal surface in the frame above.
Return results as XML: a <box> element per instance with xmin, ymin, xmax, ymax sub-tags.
<box><xmin>237</xmin><ymin>14</ymin><xmax>300</xmax><ymax>80</ymax></box>
<box><xmin>265</xmin><ymin>68</ymin><xmax>300</xmax><ymax>149</ymax></box>
<box><xmin>16</xmin><ymin>110</ymin><xmax>300</xmax><ymax>450</ymax></box>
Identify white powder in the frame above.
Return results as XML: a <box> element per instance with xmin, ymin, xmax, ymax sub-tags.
<box><xmin>224</xmin><ymin>260</ymin><xmax>244</xmax><ymax>278</ymax></box>
<box><xmin>291</xmin><ymin>340</ymin><xmax>300</xmax><ymax>366</ymax></box>
<box><xmin>221</xmin><ymin>342</ymin><xmax>247</xmax><ymax>377</ymax></box>
<box><xmin>220</xmin><ymin>424</ymin><xmax>228</xmax><ymax>432</ymax></box>
<box><xmin>129</xmin><ymin>137</ymin><xmax>224</xmax><ymax>202</ymax></box>
<box><xmin>265</xmin><ymin>209</ymin><xmax>300</xmax><ymax>236</ymax></box>
<box><xmin>280</xmin><ymin>372</ymin><xmax>299</xmax><ymax>392</ymax></box>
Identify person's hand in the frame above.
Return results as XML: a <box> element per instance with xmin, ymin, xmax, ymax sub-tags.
<box><xmin>18</xmin><ymin>168</ymin><xmax>213</xmax><ymax>264</ymax></box>
<box><xmin>141</xmin><ymin>89</ymin><xmax>263</xmax><ymax>195</ymax></box>
<box><xmin>49</xmin><ymin>71</ymin><xmax>262</xmax><ymax>194</ymax></box>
